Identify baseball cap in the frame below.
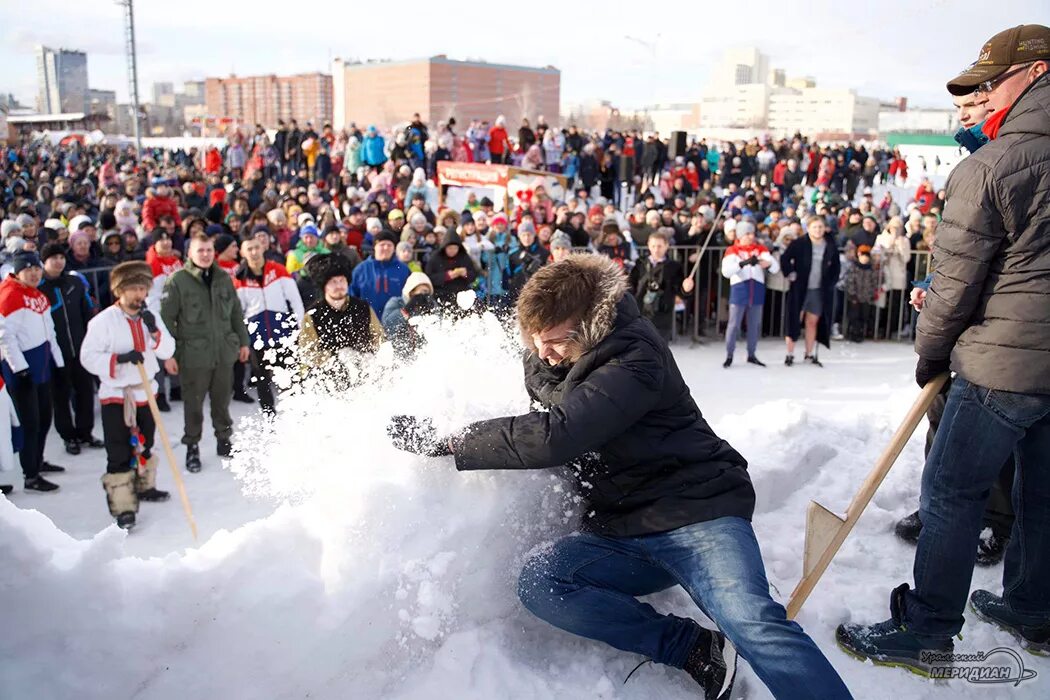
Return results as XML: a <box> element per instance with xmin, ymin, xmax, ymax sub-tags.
<box><xmin>947</xmin><ymin>24</ymin><xmax>1050</xmax><ymax>96</ymax></box>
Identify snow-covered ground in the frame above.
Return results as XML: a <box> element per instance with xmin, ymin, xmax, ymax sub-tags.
<box><xmin>1</xmin><ymin>316</ymin><xmax>1045</xmax><ymax>699</ymax></box>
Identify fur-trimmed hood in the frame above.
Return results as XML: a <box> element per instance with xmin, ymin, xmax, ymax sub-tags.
<box><xmin>517</xmin><ymin>253</ymin><xmax>628</xmax><ymax>359</ymax></box>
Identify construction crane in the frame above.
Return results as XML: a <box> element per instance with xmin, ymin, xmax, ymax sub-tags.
<box><xmin>117</xmin><ymin>0</ymin><xmax>142</xmax><ymax>159</ymax></box>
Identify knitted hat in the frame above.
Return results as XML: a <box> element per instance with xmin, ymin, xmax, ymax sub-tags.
<box><xmin>205</xmin><ymin>223</ymin><xmax>225</xmax><ymax>236</ymax></box>
<box><xmin>1</xmin><ymin>220</ymin><xmax>23</xmax><ymax>239</ymax></box>
<box><xmin>374</xmin><ymin>229</ymin><xmax>399</xmax><ymax>246</ymax></box>
<box><xmin>213</xmin><ymin>233</ymin><xmax>236</xmax><ymax>255</ymax></box>
<box><xmin>40</xmin><ymin>242</ymin><xmax>67</xmax><ymax>263</ymax></box>
<box><xmin>109</xmin><ymin>260</ymin><xmax>153</xmax><ymax>293</ymax></box>
<box><xmin>388</xmin><ymin>209</ymin><xmax>405</xmax><ymax>221</ymax></box>
<box><xmin>402</xmin><ymin>271</ymin><xmax>433</xmax><ymax>302</ymax></box>
<box><xmin>11</xmin><ymin>252</ymin><xmax>41</xmax><ymax>275</ymax></box>
<box><xmin>68</xmin><ymin>230</ymin><xmax>92</xmax><ymax>250</ymax></box>
<box><xmin>550</xmin><ymin>231</ymin><xmax>573</xmax><ymax>250</ymax></box>
<box><xmin>300</xmin><ymin>223</ymin><xmax>320</xmax><ymax>238</ymax></box>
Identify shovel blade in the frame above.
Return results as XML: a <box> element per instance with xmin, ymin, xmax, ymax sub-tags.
<box><xmin>803</xmin><ymin>501</ymin><xmax>846</xmax><ymax>578</ymax></box>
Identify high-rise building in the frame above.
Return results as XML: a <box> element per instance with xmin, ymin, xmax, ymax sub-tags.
<box><xmin>152</xmin><ymin>82</ymin><xmax>175</xmax><ymax>105</ymax></box>
<box><xmin>331</xmin><ymin>56</ymin><xmax>560</xmax><ymax>131</ymax></box>
<box><xmin>36</xmin><ymin>45</ymin><xmax>88</xmax><ymax>114</ymax></box>
<box><xmin>204</xmin><ymin>73</ymin><xmax>332</xmax><ymax>128</ymax></box>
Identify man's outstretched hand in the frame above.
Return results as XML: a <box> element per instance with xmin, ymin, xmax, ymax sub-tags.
<box><xmin>388</xmin><ymin>415</ymin><xmax>454</xmax><ymax>457</ymax></box>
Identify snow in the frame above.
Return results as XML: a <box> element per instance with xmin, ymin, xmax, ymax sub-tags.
<box><xmin>1</xmin><ymin>315</ymin><xmax>1045</xmax><ymax>699</ymax></box>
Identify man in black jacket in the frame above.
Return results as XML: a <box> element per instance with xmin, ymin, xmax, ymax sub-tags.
<box><xmin>38</xmin><ymin>243</ymin><xmax>101</xmax><ymax>454</ymax></box>
<box><xmin>390</xmin><ymin>255</ymin><xmax>851</xmax><ymax>700</ymax></box>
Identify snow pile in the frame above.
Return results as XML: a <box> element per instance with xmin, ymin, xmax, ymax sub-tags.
<box><xmin>1</xmin><ymin>320</ymin><xmax>1046</xmax><ymax>698</ymax></box>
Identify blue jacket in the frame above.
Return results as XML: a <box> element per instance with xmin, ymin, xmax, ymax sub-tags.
<box><xmin>351</xmin><ymin>257</ymin><xmax>410</xmax><ymax>315</ymax></box>
<box><xmin>362</xmin><ymin>134</ymin><xmax>387</xmax><ymax>167</ymax></box>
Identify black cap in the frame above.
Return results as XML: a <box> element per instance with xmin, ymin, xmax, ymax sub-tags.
<box><xmin>374</xmin><ymin>230</ymin><xmax>399</xmax><ymax>245</ymax></box>
<box><xmin>12</xmin><ymin>252</ymin><xmax>42</xmax><ymax>274</ymax></box>
<box><xmin>40</xmin><ymin>243</ymin><xmax>66</xmax><ymax>263</ymax></box>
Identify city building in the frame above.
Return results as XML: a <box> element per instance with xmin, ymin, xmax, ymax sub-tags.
<box><xmin>767</xmin><ymin>89</ymin><xmax>881</xmax><ymax>138</ymax></box>
<box><xmin>36</xmin><ymin>45</ymin><xmax>88</xmax><ymax>114</ymax></box>
<box><xmin>331</xmin><ymin>55</ymin><xmax>560</xmax><ymax>131</ymax></box>
<box><xmin>204</xmin><ymin>73</ymin><xmax>332</xmax><ymax>129</ymax></box>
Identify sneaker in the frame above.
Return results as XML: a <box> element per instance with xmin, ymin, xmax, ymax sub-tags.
<box><xmin>217</xmin><ymin>439</ymin><xmax>233</xmax><ymax>457</ymax></box>
<box><xmin>24</xmin><ymin>476</ymin><xmax>60</xmax><ymax>493</ymax></box>
<box><xmin>785</xmin><ymin>355</ymin><xmax>795</xmax><ymax>367</ymax></box>
<box><xmin>895</xmin><ymin>511</ymin><xmax>922</xmax><ymax>545</ymax></box>
<box><xmin>138</xmin><ymin>487</ymin><xmax>170</xmax><ymax>503</ymax></box>
<box><xmin>79</xmin><ymin>436</ymin><xmax>104</xmax><ymax>449</ymax></box>
<box><xmin>747</xmin><ymin>356</ymin><xmax>766</xmax><ymax>367</ymax></box>
<box><xmin>155</xmin><ymin>394</ymin><xmax>171</xmax><ymax>412</ymax></box>
<box><xmin>970</xmin><ymin>590</ymin><xmax>1050</xmax><ymax>656</ymax></box>
<box><xmin>1</xmin><ymin>484</ymin><xmax>12</xmax><ymax>496</ymax></box>
<box><xmin>805</xmin><ymin>354</ymin><xmax>824</xmax><ymax>367</ymax></box>
<box><xmin>233</xmin><ymin>391</ymin><xmax>255</xmax><ymax>404</ymax></box>
<box><xmin>683</xmin><ymin>628</ymin><xmax>737</xmax><ymax>700</ymax></box>
<box><xmin>975</xmin><ymin>532</ymin><xmax>1009</xmax><ymax>568</ymax></box>
<box><xmin>64</xmin><ymin>439</ymin><xmax>81</xmax><ymax>455</ymax></box>
<box><xmin>185</xmin><ymin>443</ymin><xmax>201</xmax><ymax>473</ymax></box>
<box><xmin>116</xmin><ymin>512</ymin><xmax>136</xmax><ymax>530</ymax></box>
<box><xmin>169</xmin><ymin>386</ymin><xmax>181</xmax><ymax>402</ymax></box>
<box><xmin>832</xmin><ymin>323</ymin><xmax>844</xmax><ymax>340</ymax></box>
<box><xmin>40</xmin><ymin>461</ymin><xmax>66</xmax><ymax>473</ymax></box>
<box><xmin>722</xmin><ymin>357</ymin><xmax>732</xmax><ymax>369</ymax></box>
<box><xmin>836</xmin><ymin>583</ymin><xmax>953</xmax><ymax>676</ymax></box>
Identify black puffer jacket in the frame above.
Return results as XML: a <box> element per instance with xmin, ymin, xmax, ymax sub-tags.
<box><xmin>38</xmin><ymin>270</ymin><xmax>94</xmax><ymax>363</ymax></box>
<box><xmin>916</xmin><ymin>75</ymin><xmax>1050</xmax><ymax>394</ymax></box>
<box><xmin>454</xmin><ymin>256</ymin><xmax>754</xmax><ymax>536</ymax></box>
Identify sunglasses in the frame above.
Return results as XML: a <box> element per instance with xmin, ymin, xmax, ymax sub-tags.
<box><xmin>973</xmin><ymin>63</ymin><xmax>1033</xmax><ymax>95</ymax></box>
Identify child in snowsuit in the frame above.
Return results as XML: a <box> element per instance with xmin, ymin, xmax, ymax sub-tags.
<box><xmin>845</xmin><ymin>245</ymin><xmax>879</xmax><ymax>343</ymax></box>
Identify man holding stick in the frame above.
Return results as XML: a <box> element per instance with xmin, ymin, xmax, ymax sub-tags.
<box><xmin>838</xmin><ymin>25</ymin><xmax>1050</xmax><ymax>670</ymax></box>
<box><xmin>80</xmin><ymin>261</ymin><xmax>175</xmax><ymax>530</ymax></box>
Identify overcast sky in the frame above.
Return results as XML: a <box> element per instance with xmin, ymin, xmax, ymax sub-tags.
<box><xmin>0</xmin><ymin>0</ymin><xmax>1043</xmax><ymax>113</ymax></box>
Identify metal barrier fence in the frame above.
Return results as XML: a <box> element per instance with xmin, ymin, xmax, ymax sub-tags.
<box><xmin>76</xmin><ymin>247</ymin><xmax>931</xmax><ymax>344</ymax></box>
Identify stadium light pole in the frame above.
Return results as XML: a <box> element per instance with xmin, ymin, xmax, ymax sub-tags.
<box><xmin>118</xmin><ymin>0</ymin><xmax>142</xmax><ymax>159</ymax></box>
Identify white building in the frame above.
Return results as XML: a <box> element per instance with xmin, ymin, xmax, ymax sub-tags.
<box><xmin>767</xmin><ymin>89</ymin><xmax>880</xmax><ymax>136</ymax></box>
<box><xmin>36</xmin><ymin>45</ymin><xmax>88</xmax><ymax>114</ymax></box>
<box><xmin>878</xmin><ymin>108</ymin><xmax>957</xmax><ymax>135</ymax></box>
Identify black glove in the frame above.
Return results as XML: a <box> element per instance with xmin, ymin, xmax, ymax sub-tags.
<box><xmin>139</xmin><ymin>308</ymin><xmax>158</xmax><ymax>334</ymax></box>
<box><xmin>387</xmin><ymin>415</ymin><xmax>453</xmax><ymax>457</ymax></box>
<box><xmin>915</xmin><ymin>356</ymin><xmax>950</xmax><ymax>388</ymax></box>
<box><xmin>116</xmin><ymin>350</ymin><xmax>145</xmax><ymax>365</ymax></box>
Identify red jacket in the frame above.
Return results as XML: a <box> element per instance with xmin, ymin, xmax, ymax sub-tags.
<box><xmin>141</xmin><ymin>195</ymin><xmax>181</xmax><ymax>232</ymax></box>
<box><xmin>489</xmin><ymin>126</ymin><xmax>509</xmax><ymax>155</ymax></box>
<box><xmin>772</xmin><ymin>161</ymin><xmax>787</xmax><ymax>186</ymax></box>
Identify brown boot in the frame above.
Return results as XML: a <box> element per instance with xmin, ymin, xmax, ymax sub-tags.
<box><xmin>101</xmin><ymin>471</ymin><xmax>138</xmax><ymax>528</ymax></box>
<box><xmin>135</xmin><ymin>455</ymin><xmax>170</xmax><ymax>503</ymax></box>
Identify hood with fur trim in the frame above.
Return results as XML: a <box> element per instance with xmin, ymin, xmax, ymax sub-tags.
<box><xmin>517</xmin><ymin>253</ymin><xmax>627</xmax><ymax>359</ymax></box>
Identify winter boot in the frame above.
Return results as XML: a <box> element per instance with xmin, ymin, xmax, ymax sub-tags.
<box><xmin>233</xmin><ymin>390</ymin><xmax>255</xmax><ymax>404</ymax></box>
<box><xmin>155</xmin><ymin>393</ymin><xmax>171</xmax><ymax>412</ymax></box>
<box><xmin>975</xmin><ymin>532</ymin><xmax>1009</xmax><ymax>567</ymax></box>
<box><xmin>135</xmin><ymin>455</ymin><xmax>170</xmax><ymax>503</ymax></box>
<box><xmin>747</xmin><ymin>356</ymin><xmax>766</xmax><ymax>367</ymax></box>
<box><xmin>785</xmin><ymin>354</ymin><xmax>795</xmax><ymax>366</ymax></box>
<box><xmin>168</xmin><ymin>386</ymin><xmax>181</xmax><ymax>402</ymax></box>
<box><xmin>722</xmin><ymin>357</ymin><xmax>732</xmax><ymax>369</ymax></box>
<box><xmin>683</xmin><ymin>628</ymin><xmax>737</xmax><ymax>700</ymax></box>
<box><xmin>217</xmin><ymin>438</ymin><xmax>233</xmax><ymax>457</ymax></box>
<box><xmin>24</xmin><ymin>476</ymin><xmax>60</xmax><ymax>492</ymax></box>
<box><xmin>102</xmin><ymin>471</ymin><xmax>139</xmax><ymax>528</ymax></box>
<box><xmin>894</xmin><ymin>511</ymin><xmax>922</xmax><ymax>544</ymax></box>
<box><xmin>80</xmin><ymin>436</ymin><xmax>104</xmax><ymax>449</ymax></box>
<box><xmin>970</xmin><ymin>590</ymin><xmax>1050</xmax><ymax>655</ymax></box>
<box><xmin>40</xmin><ymin>461</ymin><xmax>65</xmax><ymax>473</ymax></box>
<box><xmin>65</xmin><ymin>439</ymin><xmax>81</xmax><ymax>455</ymax></box>
<box><xmin>185</xmin><ymin>443</ymin><xmax>202</xmax><ymax>473</ymax></box>
<box><xmin>836</xmin><ymin>583</ymin><xmax>953</xmax><ymax>676</ymax></box>
<box><xmin>805</xmin><ymin>354</ymin><xmax>823</xmax><ymax>367</ymax></box>
<box><xmin>116</xmin><ymin>512</ymin><xmax>136</xmax><ymax>530</ymax></box>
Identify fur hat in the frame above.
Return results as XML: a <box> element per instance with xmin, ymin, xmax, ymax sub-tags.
<box><xmin>304</xmin><ymin>253</ymin><xmax>354</xmax><ymax>290</ymax></box>
<box><xmin>109</xmin><ymin>260</ymin><xmax>153</xmax><ymax>293</ymax></box>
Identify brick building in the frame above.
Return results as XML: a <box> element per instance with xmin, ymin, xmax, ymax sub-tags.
<box><xmin>331</xmin><ymin>56</ymin><xmax>560</xmax><ymax>131</ymax></box>
<box><xmin>204</xmin><ymin>73</ymin><xmax>333</xmax><ymax>128</ymax></box>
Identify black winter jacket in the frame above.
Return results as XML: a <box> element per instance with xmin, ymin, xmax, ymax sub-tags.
<box><xmin>39</xmin><ymin>271</ymin><xmax>94</xmax><ymax>363</ymax></box>
<box><xmin>454</xmin><ymin>264</ymin><xmax>754</xmax><ymax>536</ymax></box>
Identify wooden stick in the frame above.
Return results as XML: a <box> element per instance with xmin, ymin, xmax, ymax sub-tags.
<box><xmin>686</xmin><ymin>195</ymin><xmax>731</xmax><ymax>280</ymax></box>
<box><xmin>785</xmin><ymin>373</ymin><xmax>949</xmax><ymax>619</ymax></box>
<box><xmin>136</xmin><ymin>362</ymin><xmax>198</xmax><ymax>542</ymax></box>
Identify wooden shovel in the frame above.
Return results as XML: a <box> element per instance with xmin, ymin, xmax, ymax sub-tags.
<box><xmin>786</xmin><ymin>373</ymin><xmax>949</xmax><ymax>619</ymax></box>
<box><xmin>137</xmin><ymin>363</ymin><xmax>198</xmax><ymax>541</ymax></box>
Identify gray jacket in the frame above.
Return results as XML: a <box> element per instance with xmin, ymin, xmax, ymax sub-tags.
<box><xmin>916</xmin><ymin>75</ymin><xmax>1050</xmax><ymax>394</ymax></box>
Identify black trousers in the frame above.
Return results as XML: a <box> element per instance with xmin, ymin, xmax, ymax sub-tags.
<box><xmin>51</xmin><ymin>359</ymin><xmax>96</xmax><ymax>442</ymax></box>
<box><xmin>100</xmin><ymin>403</ymin><xmax>154</xmax><ymax>474</ymax></box>
<box><xmin>250</xmin><ymin>346</ymin><xmax>291</xmax><ymax>412</ymax></box>
<box><xmin>926</xmin><ymin>377</ymin><xmax>1015</xmax><ymax>537</ymax></box>
<box><xmin>233</xmin><ymin>359</ymin><xmax>248</xmax><ymax>395</ymax></box>
<box><xmin>9</xmin><ymin>378</ymin><xmax>52</xmax><ymax>480</ymax></box>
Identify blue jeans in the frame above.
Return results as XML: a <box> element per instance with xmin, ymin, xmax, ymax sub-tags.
<box><xmin>907</xmin><ymin>378</ymin><xmax>1050</xmax><ymax>636</ymax></box>
<box><xmin>726</xmin><ymin>303</ymin><xmax>762</xmax><ymax>358</ymax></box>
<box><xmin>519</xmin><ymin>517</ymin><xmax>852</xmax><ymax>699</ymax></box>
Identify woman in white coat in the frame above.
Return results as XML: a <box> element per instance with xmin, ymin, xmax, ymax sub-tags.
<box><xmin>874</xmin><ymin>215</ymin><xmax>912</xmax><ymax>337</ymax></box>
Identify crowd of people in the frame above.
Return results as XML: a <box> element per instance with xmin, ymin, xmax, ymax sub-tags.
<box><xmin>0</xmin><ymin>108</ymin><xmax>953</xmax><ymax>524</ymax></box>
<box><xmin>3</xmin><ymin>19</ymin><xmax>1048</xmax><ymax>700</ymax></box>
